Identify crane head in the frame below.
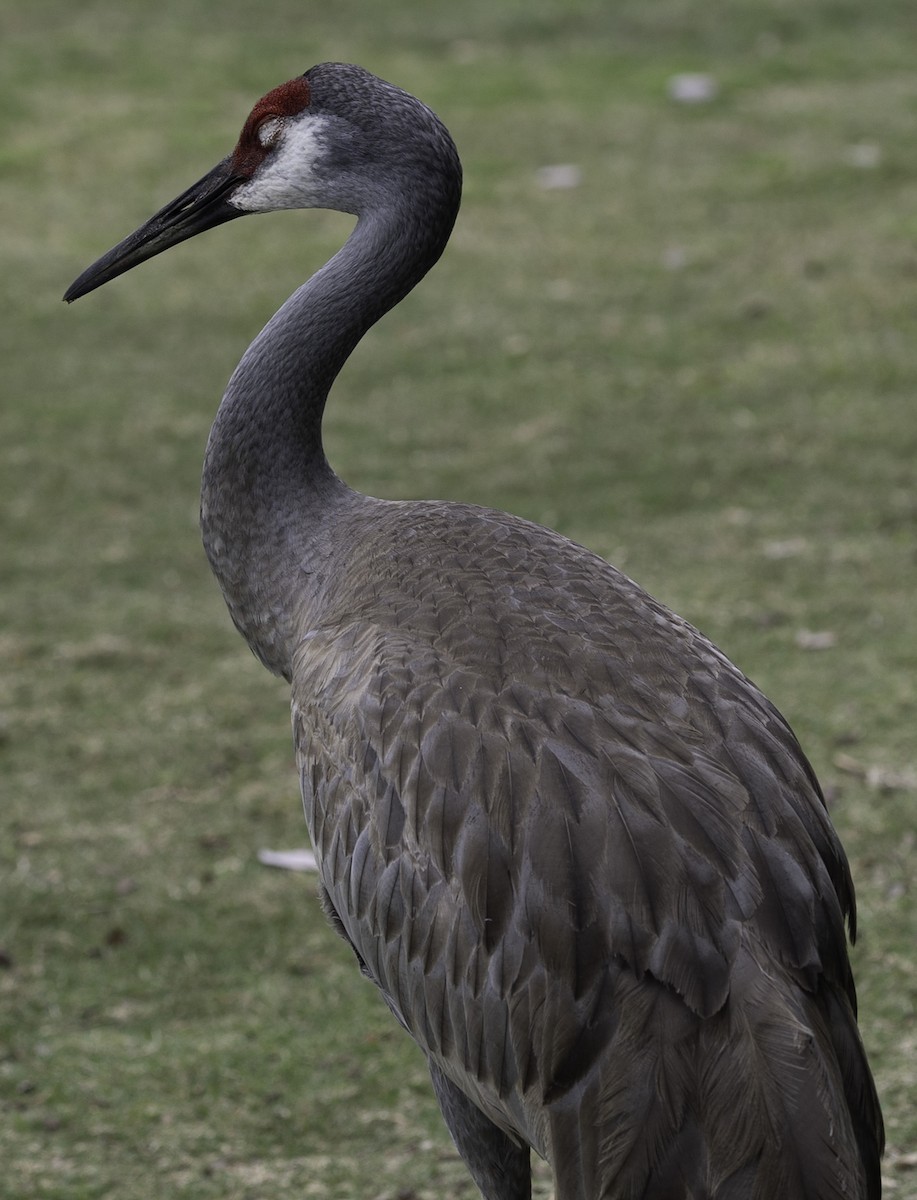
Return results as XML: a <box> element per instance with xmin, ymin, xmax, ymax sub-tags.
<box><xmin>64</xmin><ymin>64</ymin><xmax>461</xmax><ymax>302</ymax></box>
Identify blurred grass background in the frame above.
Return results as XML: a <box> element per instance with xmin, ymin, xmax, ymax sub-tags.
<box><xmin>2</xmin><ymin>1</ymin><xmax>916</xmax><ymax>1196</ymax></box>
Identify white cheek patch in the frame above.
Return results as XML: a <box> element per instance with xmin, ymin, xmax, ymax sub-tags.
<box><xmin>231</xmin><ymin>115</ymin><xmax>330</xmax><ymax>212</ymax></box>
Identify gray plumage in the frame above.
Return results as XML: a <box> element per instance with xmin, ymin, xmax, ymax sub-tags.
<box><xmin>65</xmin><ymin>63</ymin><xmax>883</xmax><ymax>1200</ymax></box>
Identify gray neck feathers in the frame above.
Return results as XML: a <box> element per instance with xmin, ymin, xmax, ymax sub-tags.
<box><xmin>199</xmin><ymin>177</ymin><xmax>459</xmax><ymax>678</ymax></box>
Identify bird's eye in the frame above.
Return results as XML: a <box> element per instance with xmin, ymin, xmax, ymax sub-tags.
<box><xmin>256</xmin><ymin>117</ymin><xmax>284</xmax><ymax>149</ymax></box>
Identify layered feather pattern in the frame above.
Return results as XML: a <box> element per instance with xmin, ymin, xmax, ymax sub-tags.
<box><xmin>292</xmin><ymin>497</ymin><xmax>883</xmax><ymax>1199</ymax></box>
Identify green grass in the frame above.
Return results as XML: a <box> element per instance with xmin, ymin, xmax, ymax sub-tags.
<box><xmin>2</xmin><ymin>1</ymin><xmax>916</xmax><ymax>1196</ymax></box>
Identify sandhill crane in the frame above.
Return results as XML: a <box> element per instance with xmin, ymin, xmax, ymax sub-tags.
<box><xmin>65</xmin><ymin>64</ymin><xmax>883</xmax><ymax>1199</ymax></box>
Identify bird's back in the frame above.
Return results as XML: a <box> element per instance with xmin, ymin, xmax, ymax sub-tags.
<box><xmin>291</xmin><ymin>494</ymin><xmax>883</xmax><ymax>1199</ymax></box>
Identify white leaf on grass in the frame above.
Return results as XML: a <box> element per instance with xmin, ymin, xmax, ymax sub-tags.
<box><xmin>257</xmin><ymin>848</ymin><xmax>318</xmax><ymax>871</ymax></box>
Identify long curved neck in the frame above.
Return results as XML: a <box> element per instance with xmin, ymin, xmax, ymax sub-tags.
<box><xmin>200</xmin><ymin>188</ymin><xmax>459</xmax><ymax>680</ymax></box>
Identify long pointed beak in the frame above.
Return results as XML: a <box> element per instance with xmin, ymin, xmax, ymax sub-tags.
<box><xmin>64</xmin><ymin>157</ymin><xmax>246</xmax><ymax>302</ymax></box>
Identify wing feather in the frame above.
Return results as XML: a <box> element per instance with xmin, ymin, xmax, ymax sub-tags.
<box><xmin>289</xmin><ymin>500</ymin><xmax>882</xmax><ymax>1190</ymax></box>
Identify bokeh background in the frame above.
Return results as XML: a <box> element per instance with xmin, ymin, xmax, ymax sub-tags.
<box><xmin>2</xmin><ymin>1</ymin><xmax>915</xmax><ymax>1196</ymax></box>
